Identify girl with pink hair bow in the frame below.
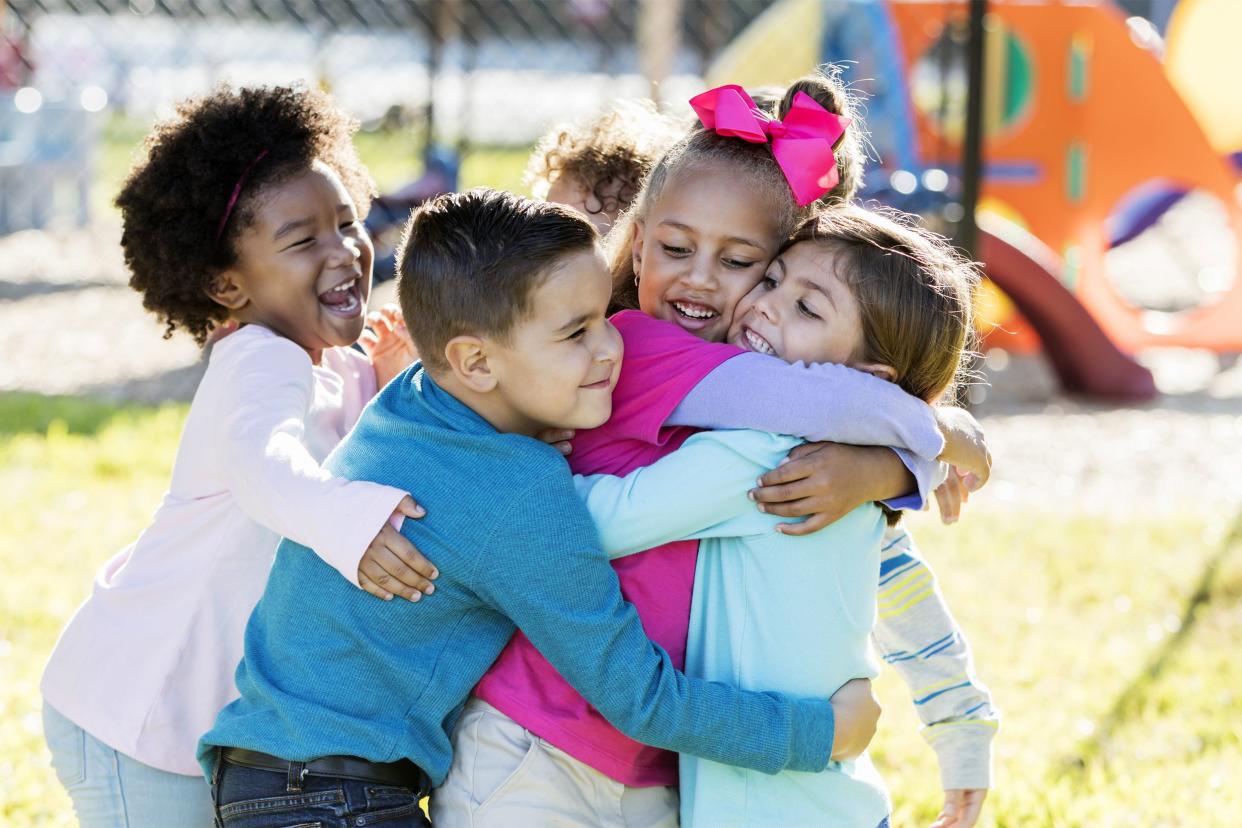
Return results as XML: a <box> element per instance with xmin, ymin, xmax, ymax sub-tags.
<box><xmin>434</xmin><ymin>69</ymin><xmax>995</xmax><ymax>828</ymax></box>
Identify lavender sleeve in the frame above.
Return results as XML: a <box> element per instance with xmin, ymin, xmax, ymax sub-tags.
<box><xmin>666</xmin><ymin>352</ymin><xmax>946</xmax><ymax>509</ymax></box>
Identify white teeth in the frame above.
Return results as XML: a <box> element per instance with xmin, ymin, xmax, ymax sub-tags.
<box><xmin>673</xmin><ymin>301</ymin><xmax>718</xmax><ymax>320</ymax></box>
<box><xmin>328</xmin><ymin>278</ymin><xmax>357</xmax><ymax>294</ymax></box>
<box><xmin>744</xmin><ymin>329</ymin><xmax>775</xmax><ymax>355</ymax></box>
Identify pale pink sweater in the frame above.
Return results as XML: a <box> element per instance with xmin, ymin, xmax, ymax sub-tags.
<box><xmin>42</xmin><ymin>325</ymin><xmax>406</xmax><ymax>775</ymax></box>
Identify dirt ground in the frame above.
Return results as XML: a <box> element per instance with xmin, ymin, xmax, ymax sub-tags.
<box><xmin>3</xmin><ymin>225</ymin><xmax>1240</xmax><ymax>515</ymax></box>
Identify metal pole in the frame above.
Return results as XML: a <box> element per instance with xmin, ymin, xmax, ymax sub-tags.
<box><xmin>424</xmin><ymin>0</ymin><xmax>443</xmax><ymax>155</ymax></box>
<box><xmin>638</xmin><ymin>0</ymin><xmax>682</xmax><ymax>102</ymax></box>
<box><xmin>958</xmin><ymin>0</ymin><xmax>987</xmax><ymax>258</ymax></box>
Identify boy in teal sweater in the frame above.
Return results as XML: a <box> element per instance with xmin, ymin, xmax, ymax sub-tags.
<box><xmin>200</xmin><ymin>189</ymin><xmax>878</xmax><ymax>827</ymax></box>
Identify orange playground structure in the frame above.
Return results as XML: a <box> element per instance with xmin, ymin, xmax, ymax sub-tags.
<box><xmin>709</xmin><ymin>0</ymin><xmax>1242</xmax><ymax>399</ymax></box>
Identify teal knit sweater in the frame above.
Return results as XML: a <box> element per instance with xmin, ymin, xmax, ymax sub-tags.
<box><xmin>199</xmin><ymin>367</ymin><xmax>835</xmax><ymax>785</ymax></box>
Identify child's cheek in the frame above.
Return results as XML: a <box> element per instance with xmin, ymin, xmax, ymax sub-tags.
<box><xmin>721</xmin><ymin>278</ymin><xmax>761</xmax><ymax>324</ymax></box>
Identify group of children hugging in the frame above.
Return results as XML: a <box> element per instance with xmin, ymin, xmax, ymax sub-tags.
<box><xmin>41</xmin><ymin>67</ymin><xmax>1000</xmax><ymax>828</ymax></box>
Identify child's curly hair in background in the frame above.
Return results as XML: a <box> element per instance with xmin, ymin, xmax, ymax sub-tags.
<box><xmin>116</xmin><ymin>84</ymin><xmax>376</xmax><ymax>345</ymax></box>
<box><xmin>525</xmin><ymin>99</ymin><xmax>687</xmax><ymax>228</ymax></box>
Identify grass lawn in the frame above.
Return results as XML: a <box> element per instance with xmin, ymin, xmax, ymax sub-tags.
<box><xmin>2</xmin><ymin>393</ymin><xmax>1239</xmax><ymax>826</ymax></box>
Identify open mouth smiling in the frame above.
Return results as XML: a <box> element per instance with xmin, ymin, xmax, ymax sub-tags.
<box><xmin>318</xmin><ymin>276</ymin><xmax>364</xmax><ymax>317</ymax></box>
<box><xmin>741</xmin><ymin>326</ymin><xmax>776</xmax><ymax>356</ymax></box>
<box><xmin>669</xmin><ymin>299</ymin><xmax>721</xmax><ymax>330</ymax></box>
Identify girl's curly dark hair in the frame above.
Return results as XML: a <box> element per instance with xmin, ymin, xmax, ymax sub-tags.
<box><xmin>525</xmin><ymin>99</ymin><xmax>687</xmax><ymax>222</ymax></box>
<box><xmin>115</xmin><ymin>84</ymin><xmax>376</xmax><ymax>344</ymax></box>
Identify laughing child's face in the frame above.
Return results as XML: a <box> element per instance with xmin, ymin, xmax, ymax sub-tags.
<box><xmin>632</xmin><ymin>163</ymin><xmax>784</xmax><ymax>343</ymax></box>
<box><xmin>727</xmin><ymin>241</ymin><xmax>866</xmax><ymax>368</ymax></box>
<box><xmin>484</xmin><ymin>246</ymin><xmax>623</xmax><ymax>435</ymax></box>
<box><xmin>212</xmin><ymin>160</ymin><xmax>374</xmax><ymax>361</ymax></box>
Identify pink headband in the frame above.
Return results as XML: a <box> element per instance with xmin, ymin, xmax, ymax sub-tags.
<box><xmin>214</xmin><ymin>149</ymin><xmax>269</xmax><ymax>242</ymax></box>
<box><xmin>688</xmin><ymin>85</ymin><xmax>852</xmax><ymax>207</ymax></box>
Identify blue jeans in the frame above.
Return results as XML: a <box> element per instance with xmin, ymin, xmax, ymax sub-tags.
<box><xmin>212</xmin><ymin>754</ymin><xmax>430</xmax><ymax>828</ymax></box>
<box><xmin>42</xmin><ymin>701</ymin><xmax>214</xmax><ymax>828</ymax></box>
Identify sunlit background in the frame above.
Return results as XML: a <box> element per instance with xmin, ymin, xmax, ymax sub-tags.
<box><xmin>2</xmin><ymin>1</ymin><xmax>1239</xmax><ymax>825</ymax></box>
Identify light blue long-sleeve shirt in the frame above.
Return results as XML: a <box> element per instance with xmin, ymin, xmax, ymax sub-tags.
<box><xmin>577</xmin><ymin>429</ymin><xmax>891</xmax><ymax>828</ymax></box>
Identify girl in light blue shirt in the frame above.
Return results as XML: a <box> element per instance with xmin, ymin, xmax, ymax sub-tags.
<box><xmin>578</xmin><ymin>206</ymin><xmax>995</xmax><ymax>828</ymax></box>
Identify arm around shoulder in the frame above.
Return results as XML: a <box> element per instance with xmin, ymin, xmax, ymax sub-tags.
<box><xmin>668</xmin><ymin>353</ymin><xmax>944</xmax><ymax>457</ymax></box>
<box><xmin>216</xmin><ymin>335</ymin><xmax>407</xmax><ymax>585</ymax></box>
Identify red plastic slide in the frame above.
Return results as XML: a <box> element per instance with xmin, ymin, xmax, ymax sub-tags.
<box><xmin>977</xmin><ymin>215</ymin><xmax>1157</xmax><ymax>401</ymax></box>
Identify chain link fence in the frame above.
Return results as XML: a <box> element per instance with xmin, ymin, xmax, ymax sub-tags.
<box><xmin>0</xmin><ymin>0</ymin><xmax>780</xmax><ymax>233</ymax></box>
<box><xmin>0</xmin><ymin>0</ymin><xmax>1176</xmax><ymax>233</ymax></box>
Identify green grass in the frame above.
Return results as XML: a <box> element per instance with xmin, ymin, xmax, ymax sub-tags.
<box><xmin>93</xmin><ymin>112</ymin><xmax>532</xmax><ymax>220</ymax></box>
<box><xmin>1</xmin><ymin>395</ymin><xmax>189</xmax><ymax>827</ymax></box>
<box><xmin>2</xmin><ymin>393</ymin><xmax>1239</xmax><ymax>826</ymax></box>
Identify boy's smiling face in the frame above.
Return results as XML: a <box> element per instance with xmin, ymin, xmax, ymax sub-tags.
<box><xmin>484</xmin><ymin>247</ymin><xmax>623</xmax><ymax>435</ymax></box>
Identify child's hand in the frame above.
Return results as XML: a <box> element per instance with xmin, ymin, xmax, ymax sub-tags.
<box><xmin>934</xmin><ymin>466</ymin><xmax>974</xmax><ymax>525</ymax></box>
<box><xmin>934</xmin><ymin>407</ymin><xmax>991</xmax><ymax>491</ymax></box>
<box><xmin>536</xmin><ymin>428</ymin><xmax>575</xmax><ymax>456</ymax></box>
<box><xmin>931</xmin><ymin>788</ymin><xmax>988</xmax><ymax>828</ymax></box>
<box><xmin>751</xmin><ymin>443</ymin><xmax>911</xmax><ymax>536</ymax></box>
<box><xmin>828</xmin><ymin>678</ymin><xmax>881</xmax><ymax>761</ymax></box>
<box><xmin>358</xmin><ymin>495</ymin><xmax>439</xmax><ymax>602</ymax></box>
<box><xmin>359</xmin><ymin>304</ymin><xmax>418</xmax><ymax>389</ymax></box>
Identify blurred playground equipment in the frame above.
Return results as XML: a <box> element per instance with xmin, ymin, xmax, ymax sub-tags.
<box><xmin>1164</xmin><ymin>0</ymin><xmax>1242</xmax><ymax>164</ymax></box>
<box><xmin>709</xmin><ymin>0</ymin><xmax>1242</xmax><ymax>400</ymax></box>
<box><xmin>0</xmin><ymin>89</ymin><xmax>102</xmax><ymax>234</ymax></box>
<box><xmin>364</xmin><ymin>144</ymin><xmax>460</xmax><ymax>283</ymax></box>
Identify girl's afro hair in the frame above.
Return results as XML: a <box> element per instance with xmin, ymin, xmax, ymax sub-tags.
<box><xmin>115</xmin><ymin>84</ymin><xmax>376</xmax><ymax>344</ymax></box>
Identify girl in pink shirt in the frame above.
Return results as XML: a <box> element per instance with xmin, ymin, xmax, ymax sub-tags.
<box><xmin>439</xmin><ymin>72</ymin><xmax>991</xmax><ymax>826</ymax></box>
<box><xmin>41</xmin><ymin>85</ymin><xmax>438</xmax><ymax>828</ymax></box>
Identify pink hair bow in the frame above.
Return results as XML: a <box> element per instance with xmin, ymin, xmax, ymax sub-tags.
<box><xmin>689</xmin><ymin>84</ymin><xmax>852</xmax><ymax>207</ymax></box>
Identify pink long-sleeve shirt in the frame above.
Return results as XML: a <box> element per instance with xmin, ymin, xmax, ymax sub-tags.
<box><xmin>41</xmin><ymin>324</ymin><xmax>406</xmax><ymax>775</ymax></box>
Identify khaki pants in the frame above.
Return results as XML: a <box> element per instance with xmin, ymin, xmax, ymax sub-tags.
<box><xmin>431</xmin><ymin>699</ymin><xmax>679</xmax><ymax>827</ymax></box>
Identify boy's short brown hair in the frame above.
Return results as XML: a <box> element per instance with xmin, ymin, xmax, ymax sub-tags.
<box><xmin>396</xmin><ymin>188</ymin><xmax>598</xmax><ymax>374</ymax></box>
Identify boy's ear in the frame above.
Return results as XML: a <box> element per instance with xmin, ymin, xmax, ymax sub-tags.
<box><xmin>854</xmin><ymin>362</ymin><xmax>898</xmax><ymax>384</ymax></box>
<box><xmin>444</xmin><ymin>336</ymin><xmax>498</xmax><ymax>392</ymax></box>
<box><xmin>631</xmin><ymin>220</ymin><xmax>645</xmax><ymax>277</ymax></box>
<box><xmin>206</xmin><ymin>269</ymin><xmax>249</xmax><ymax>311</ymax></box>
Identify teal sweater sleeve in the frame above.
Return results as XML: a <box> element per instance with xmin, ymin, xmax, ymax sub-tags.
<box><xmin>471</xmin><ymin>467</ymin><xmax>836</xmax><ymax>775</ymax></box>
<box><xmin>574</xmin><ymin>430</ymin><xmax>800</xmax><ymax>559</ymax></box>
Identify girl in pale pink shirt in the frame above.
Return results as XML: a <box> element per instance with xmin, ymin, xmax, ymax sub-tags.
<box><xmin>438</xmin><ymin>74</ymin><xmax>991</xmax><ymax>827</ymax></box>
<box><xmin>41</xmin><ymin>85</ymin><xmax>437</xmax><ymax>828</ymax></box>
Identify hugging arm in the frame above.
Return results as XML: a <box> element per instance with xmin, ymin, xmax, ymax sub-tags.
<box><xmin>575</xmin><ymin>430</ymin><xmax>797</xmax><ymax>558</ymax></box>
<box><xmin>667</xmin><ymin>353</ymin><xmax>944</xmax><ymax>456</ymax></box>
<box><xmin>473</xmin><ymin>469</ymin><xmax>840</xmax><ymax>774</ymax></box>
<box><xmin>219</xmin><ymin>337</ymin><xmax>434</xmax><ymax>596</ymax></box>
<box><xmin>668</xmin><ymin>353</ymin><xmax>947</xmax><ymax>510</ymax></box>
<box><xmin>871</xmin><ymin>527</ymin><xmax>998</xmax><ymax>792</ymax></box>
